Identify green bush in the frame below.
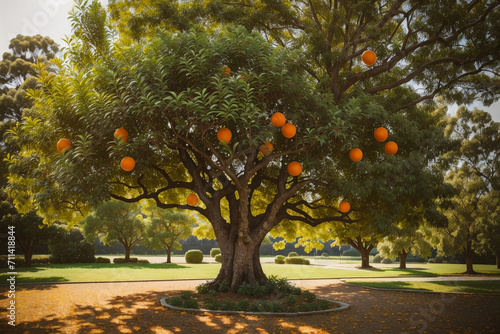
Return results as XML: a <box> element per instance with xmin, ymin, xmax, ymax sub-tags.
<box><xmin>49</xmin><ymin>229</ymin><xmax>95</xmax><ymax>264</ymax></box>
<box><xmin>138</xmin><ymin>259</ymin><xmax>150</xmax><ymax>264</ymax></box>
<box><xmin>342</xmin><ymin>248</ymin><xmax>361</xmax><ymax>256</ymax></box>
<box><xmin>428</xmin><ymin>258</ymin><xmax>436</xmax><ymax>263</ymax></box>
<box><xmin>210</xmin><ymin>248</ymin><xmax>221</xmax><ymax>257</ymax></box>
<box><xmin>381</xmin><ymin>258</ymin><xmax>393</xmax><ymax>264</ymax></box>
<box><xmin>373</xmin><ymin>254</ymin><xmax>383</xmax><ymax>263</ymax></box>
<box><xmin>0</xmin><ymin>256</ymin><xmax>26</xmax><ymax>267</ymax></box>
<box><xmin>275</xmin><ymin>255</ymin><xmax>285</xmax><ymax>264</ymax></box>
<box><xmin>284</xmin><ymin>257</ymin><xmax>309</xmax><ymax>265</ymax></box>
<box><xmin>215</xmin><ymin>254</ymin><xmax>222</xmax><ymax>263</ymax></box>
<box><xmin>321</xmin><ymin>252</ymin><xmax>329</xmax><ymax>257</ymax></box>
<box><xmin>288</xmin><ymin>252</ymin><xmax>299</xmax><ymax>257</ymax></box>
<box><xmin>113</xmin><ymin>257</ymin><xmax>138</xmax><ymax>263</ymax></box>
<box><xmin>95</xmin><ymin>257</ymin><xmax>111</xmax><ymax>263</ymax></box>
<box><xmin>434</xmin><ymin>256</ymin><xmax>443</xmax><ymax>263</ymax></box>
<box><xmin>185</xmin><ymin>250</ymin><xmax>204</xmax><ymax>263</ymax></box>
<box><xmin>31</xmin><ymin>255</ymin><xmax>51</xmax><ymax>265</ymax></box>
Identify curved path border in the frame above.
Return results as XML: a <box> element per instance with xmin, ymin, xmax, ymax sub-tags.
<box><xmin>160</xmin><ymin>296</ymin><xmax>349</xmax><ymax>317</ymax></box>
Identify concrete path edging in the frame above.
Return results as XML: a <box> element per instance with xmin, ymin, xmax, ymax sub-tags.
<box><xmin>160</xmin><ymin>296</ymin><xmax>349</xmax><ymax>317</ymax></box>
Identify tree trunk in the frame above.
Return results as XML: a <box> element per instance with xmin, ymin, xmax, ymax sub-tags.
<box><xmin>464</xmin><ymin>240</ymin><xmax>476</xmax><ymax>274</ymax></box>
<box><xmin>349</xmin><ymin>241</ymin><xmax>373</xmax><ymax>269</ymax></box>
<box><xmin>124</xmin><ymin>246</ymin><xmax>131</xmax><ymax>262</ymax></box>
<box><xmin>210</xmin><ymin>238</ymin><xmax>267</xmax><ymax>291</ymax></box>
<box><xmin>398</xmin><ymin>250</ymin><xmax>408</xmax><ymax>269</ymax></box>
<box><xmin>166</xmin><ymin>246</ymin><xmax>172</xmax><ymax>263</ymax></box>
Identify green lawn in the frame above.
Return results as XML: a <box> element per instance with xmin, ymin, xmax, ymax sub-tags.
<box><xmin>1</xmin><ymin>262</ymin><xmax>499</xmax><ymax>284</ymax></box>
<box><xmin>347</xmin><ymin>280</ymin><xmax>500</xmax><ymax>294</ymax></box>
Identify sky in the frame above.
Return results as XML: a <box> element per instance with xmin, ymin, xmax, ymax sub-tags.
<box><xmin>0</xmin><ymin>0</ymin><xmax>498</xmax><ymax>122</ymax></box>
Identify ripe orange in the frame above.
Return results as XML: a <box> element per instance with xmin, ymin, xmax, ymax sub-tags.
<box><xmin>260</xmin><ymin>142</ymin><xmax>274</xmax><ymax>155</ymax></box>
<box><xmin>217</xmin><ymin>128</ymin><xmax>232</xmax><ymax>144</ymax></box>
<box><xmin>287</xmin><ymin>161</ymin><xmax>302</xmax><ymax>176</ymax></box>
<box><xmin>271</xmin><ymin>112</ymin><xmax>286</xmax><ymax>127</ymax></box>
<box><xmin>374</xmin><ymin>127</ymin><xmax>388</xmax><ymax>142</ymax></box>
<box><xmin>114</xmin><ymin>128</ymin><xmax>129</xmax><ymax>143</ymax></box>
<box><xmin>187</xmin><ymin>193</ymin><xmax>199</xmax><ymax>206</ymax></box>
<box><xmin>339</xmin><ymin>200</ymin><xmax>351</xmax><ymax>213</ymax></box>
<box><xmin>362</xmin><ymin>50</ymin><xmax>377</xmax><ymax>66</ymax></box>
<box><xmin>281</xmin><ymin>123</ymin><xmax>296</xmax><ymax>138</ymax></box>
<box><xmin>57</xmin><ymin>138</ymin><xmax>71</xmax><ymax>153</ymax></box>
<box><xmin>349</xmin><ymin>148</ymin><xmax>363</xmax><ymax>162</ymax></box>
<box><xmin>120</xmin><ymin>157</ymin><xmax>135</xmax><ymax>171</ymax></box>
<box><xmin>385</xmin><ymin>141</ymin><xmax>398</xmax><ymax>155</ymax></box>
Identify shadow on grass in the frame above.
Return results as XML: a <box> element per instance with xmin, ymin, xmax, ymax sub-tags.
<box><xmin>348</xmin><ymin>281</ymin><xmax>433</xmax><ymax>291</ymax></box>
<box><xmin>1</xmin><ymin>263</ymin><xmax>190</xmax><ymax>272</ymax></box>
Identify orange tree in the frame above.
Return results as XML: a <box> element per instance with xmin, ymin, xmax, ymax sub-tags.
<box><xmin>6</xmin><ymin>1</ymin><xmax>453</xmax><ymax>289</ymax></box>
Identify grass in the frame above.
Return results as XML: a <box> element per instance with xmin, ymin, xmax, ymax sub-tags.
<box><xmin>347</xmin><ymin>280</ymin><xmax>500</xmax><ymax>294</ymax></box>
<box><xmin>1</xmin><ymin>261</ymin><xmax>499</xmax><ymax>284</ymax></box>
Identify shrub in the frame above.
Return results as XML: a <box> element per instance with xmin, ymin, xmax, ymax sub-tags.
<box><xmin>284</xmin><ymin>257</ymin><xmax>309</xmax><ymax>265</ymax></box>
<box><xmin>288</xmin><ymin>252</ymin><xmax>299</xmax><ymax>257</ymax></box>
<box><xmin>95</xmin><ymin>257</ymin><xmax>111</xmax><ymax>263</ymax></box>
<box><xmin>342</xmin><ymin>248</ymin><xmax>361</xmax><ymax>256</ymax></box>
<box><xmin>434</xmin><ymin>256</ymin><xmax>443</xmax><ymax>263</ymax></box>
<box><xmin>31</xmin><ymin>255</ymin><xmax>51</xmax><ymax>265</ymax></box>
<box><xmin>185</xmin><ymin>250</ymin><xmax>204</xmax><ymax>263</ymax></box>
<box><xmin>49</xmin><ymin>229</ymin><xmax>95</xmax><ymax>264</ymax></box>
<box><xmin>428</xmin><ymin>258</ymin><xmax>436</xmax><ymax>263</ymax></box>
<box><xmin>373</xmin><ymin>254</ymin><xmax>383</xmax><ymax>263</ymax></box>
<box><xmin>381</xmin><ymin>258</ymin><xmax>393</xmax><ymax>264</ymax></box>
<box><xmin>321</xmin><ymin>252</ymin><xmax>329</xmax><ymax>257</ymax></box>
<box><xmin>0</xmin><ymin>256</ymin><xmax>26</xmax><ymax>267</ymax></box>
<box><xmin>138</xmin><ymin>259</ymin><xmax>150</xmax><ymax>264</ymax></box>
<box><xmin>215</xmin><ymin>254</ymin><xmax>222</xmax><ymax>263</ymax></box>
<box><xmin>275</xmin><ymin>255</ymin><xmax>285</xmax><ymax>264</ymax></box>
<box><xmin>210</xmin><ymin>248</ymin><xmax>221</xmax><ymax>257</ymax></box>
<box><xmin>113</xmin><ymin>257</ymin><xmax>138</xmax><ymax>263</ymax></box>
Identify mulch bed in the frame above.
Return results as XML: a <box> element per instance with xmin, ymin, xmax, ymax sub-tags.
<box><xmin>1</xmin><ymin>280</ymin><xmax>499</xmax><ymax>333</ymax></box>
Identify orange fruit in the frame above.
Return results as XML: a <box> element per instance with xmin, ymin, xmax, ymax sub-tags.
<box><xmin>114</xmin><ymin>128</ymin><xmax>129</xmax><ymax>143</ymax></box>
<box><xmin>349</xmin><ymin>148</ymin><xmax>363</xmax><ymax>162</ymax></box>
<box><xmin>57</xmin><ymin>138</ymin><xmax>71</xmax><ymax>153</ymax></box>
<box><xmin>120</xmin><ymin>157</ymin><xmax>135</xmax><ymax>171</ymax></box>
<box><xmin>374</xmin><ymin>127</ymin><xmax>388</xmax><ymax>142</ymax></box>
<box><xmin>339</xmin><ymin>200</ymin><xmax>351</xmax><ymax>213</ymax></box>
<box><xmin>260</xmin><ymin>142</ymin><xmax>274</xmax><ymax>155</ymax></box>
<box><xmin>217</xmin><ymin>128</ymin><xmax>232</xmax><ymax>144</ymax></box>
<box><xmin>271</xmin><ymin>112</ymin><xmax>286</xmax><ymax>127</ymax></box>
<box><xmin>281</xmin><ymin>123</ymin><xmax>296</xmax><ymax>138</ymax></box>
<box><xmin>287</xmin><ymin>161</ymin><xmax>302</xmax><ymax>176</ymax></box>
<box><xmin>187</xmin><ymin>193</ymin><xmax>199</xmax><ymax>206</ymax></box>
<box><xmin>223</xmin><ymin>66</ymin><xmax>231</xmax><ymax>76</ymax></box>
<box><xmin>362</xmin><ymin>50</ymin><xmax>377</xmax><ymax>66</ymax></box>
<box><xmin>385</xmin><ymin>141</ymin><xmax>398</xmax><ymax>155</ymax></box>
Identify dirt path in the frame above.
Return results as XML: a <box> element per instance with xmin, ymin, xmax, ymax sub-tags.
<box><xmin>1</xmin><ymin>280</ymin><xmax>499</xmax><ymax>333</ymax></box>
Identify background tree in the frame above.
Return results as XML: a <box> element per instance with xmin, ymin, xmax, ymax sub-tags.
<box><xmin>82</xmin><ymin>201</ymin><xmax>148</xmax><ymax>262</ymax></box>
<box><xmin>108</xmin><ymin>0</ymin><xmax>500</xmax><ymax>111</ymax></box>
<box><xmin>144</xmin><ymin>207</ymin><xmax>197</xmax><ymax>263</ymax></box>
<box><xmin>377</xmin><ymin>223</ymin><xmax>433</xmax><ymax>269</ymax></box>
<box><xmin>0</xmin><ymin>190</ymin><xmax>58</xmax><ymax>266</ymax></box>
<box><xmin>476</xmin><ymin>191</ymin><xmax>500</xmax><ymax>269</ymax></box>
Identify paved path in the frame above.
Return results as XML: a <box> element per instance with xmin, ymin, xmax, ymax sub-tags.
<box><xmin>1</xmin><ymin>278</ymin><xmax>500</xmax><ymax>333</ymax></box>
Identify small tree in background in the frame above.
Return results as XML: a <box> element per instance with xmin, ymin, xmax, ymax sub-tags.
<box><xmin>82</xmin><ymin>201</ymin><xmax>148</xmax><ymax>262</ymax></box>
<box><xmin>145</xmin><ymin>208</ymin><xmax>197</xmax><ymax>263</ymax></box>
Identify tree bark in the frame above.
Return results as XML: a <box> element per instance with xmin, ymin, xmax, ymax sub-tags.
<box><xmin>464</xmin><ymin>240</ymin><xmax>476</xmax><ymax>274</ymax></box>
<box><xmin>209</xmin><ymin>237</ymin><xmax>267</xmax><ymax>291</ymax></box>
<box><xmin>398</xmin><ymin>250</ymin><xmax>408</xmax><ymax>269</ymax></box>
<box><xmin>349</xmin><ymin>241</ymin><xmax>374</xmax><ymax>269</ymax></box>
<box><xmin>166</xmin><ymin>246</ymin><xmax>172</xmax><ymax>263</ymax></box>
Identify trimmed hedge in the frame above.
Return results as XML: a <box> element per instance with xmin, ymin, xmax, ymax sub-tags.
<box><xmin>284</xmin><ymin>257</ymin><xmax>310</xmax><ymax>265</ymax></box>
<box><xmin>113</xmin><ymin>257</ymin><xmax>138</xmax><ymax>263</ymax></box>
<box><xmin>215</xmin><ymin>254</ymin><xmax>222</xmax><ymax>263</ymax></box>
<box><xmin>95</xmin><ymin>257</ymin><xmax>111</xmax><ymax>263</ymax></box>
<box><xmin>287</xmin><ymin>252</ymin><xmax>299</xmax><ymax>257</ymax></box>
<box><xmin>321</xmin><ymin>252</ymin><xmax>329</xmax><ymax>257</ymax></box>
<box><xmin>275</xmin><ymin>255</ymin><xmax>285</xmax><ymax>264</ymax></box>
<box><xmin>381</xmin><ymin>258</ymin><xmax>393</xmax><ymax>264</ymax></box>
<box><xmin>185</xmin><ymin>250</ymin><xmax>204</xmax><ymax>263</ymax></box>
<box><xmin>342</xmin><ymin>248</ymin><xmax>361</xmax><ymax>256</ymax></box>
<box><xmin>138</xmin><ymin>259</ymin><xmax>150</xmax><ymax>264</ymax></box>
<box><xmin>373</xmin><ymin>254</ymin><xmax>383</xmax><ymax>263</ymax></box>
<box><xmin>210</xmin><ymin>248</ymin><xmax>221</xmax><ymax>257</ymax></box>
